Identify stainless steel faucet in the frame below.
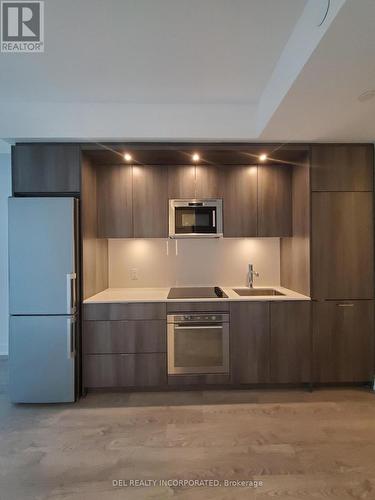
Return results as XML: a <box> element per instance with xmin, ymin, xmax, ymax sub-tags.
<box><xmin>248</xmin><ymin>264</ymin><xmax>259</xmax><ymax>288</ymax></box>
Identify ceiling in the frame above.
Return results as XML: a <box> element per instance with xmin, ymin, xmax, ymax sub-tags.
<box><xmin>0</xmin><ymin>0</ymin><xmax>306</xmax><ymax>104</ymax></box>
<box><xmin>1</xmin><ymin>0</ymin><xmax>375</xmax><ymax>142</ymax></box>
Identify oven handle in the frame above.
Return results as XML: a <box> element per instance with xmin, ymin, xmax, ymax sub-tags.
<box><xmin>174</xmin><ymin>325</ymin><xmax>223</xmax><ymax>330</ymax></box>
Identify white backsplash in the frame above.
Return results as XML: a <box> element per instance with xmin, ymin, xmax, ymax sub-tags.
<box><xmin>108</xmin><ymin>238</ymin><xmax>280</xmax><ymax>288</ymax></box>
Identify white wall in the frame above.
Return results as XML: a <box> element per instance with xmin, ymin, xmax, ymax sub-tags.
<box><xmin>0</xmin><ymin>148</ymin><xmax>11</xmax><ymax>355</ymax></box>
<box><xmin>109</xmin><ymin>238</ymin><xmax>280</xmax><ymax>288</ymax></box>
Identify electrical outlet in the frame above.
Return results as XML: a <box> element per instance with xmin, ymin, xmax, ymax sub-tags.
<box><xmin>130</xmin><ymin>268</ymin><xmax>139</xmax><ymax>280</ymax></box>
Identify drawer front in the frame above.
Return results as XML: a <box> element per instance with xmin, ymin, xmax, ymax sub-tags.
<box><xmin>168</xmin><ymin>374</ymin><xmax>230</xmax><ymax>386</ymax></box>
<box><xmin>84</xmin><ymin>353</ymin><xmax>167</xmax><ymax>388</ymax></box>
<box><xmin>167</xmin><ymin>302</ymin><xmax>229</xmax><ymax>313</ymax></box>
<box><xmin>83</xmin><ymin>320</ymin><xmax>166</xmax><ymax>354</ymax></box>
<box><xmin>84</xmin><ymin>302</ymin><xmax>166</xmax><ymax>321</ymax></box>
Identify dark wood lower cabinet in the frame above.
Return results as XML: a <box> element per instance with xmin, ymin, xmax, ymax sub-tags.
<box><xmin>83</xmin><ymin>320</ymin><xmax>166</xmax><ymax>354</ymax></box>
<box><xmin>313</xmin><ymin>300</ymin><xmax>374</xmax><ymax>383</ymax></box>
<box><xmin>84</xmin><ymin>353</ymin><xmax>167</xmax><ymax>388</ymax></box>
<box><xmin>270</xmin><ymin>302</ymin><xmax>311</xmax><ymax>383</ymax></box>
<box><xmin>230</xmin><ymin>302</ymin><xmax>270</xmax><ymax>383</ymax></box>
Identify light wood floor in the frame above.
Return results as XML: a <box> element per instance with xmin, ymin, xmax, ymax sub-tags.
<box><xmin>1</xmin><ymin>361</ymin><xmax>375</xmax><ymax>499</ymax></box>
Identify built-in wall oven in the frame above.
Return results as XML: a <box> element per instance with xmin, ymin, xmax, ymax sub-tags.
<box><xmin>167</xmin><ymin>313</ymin><xmax>229</xmax><ymax>375</ymax></box>
<box><xmin>169</xmin><ymin>199</ymin><xmax>223</xmax><ymax>238</ymax></box>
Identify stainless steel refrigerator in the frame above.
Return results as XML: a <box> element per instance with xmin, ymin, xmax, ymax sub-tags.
<box><xmin>9</xmin><ymin>197</ymin><xmax>78</xmax><ymax>403</ymax></box>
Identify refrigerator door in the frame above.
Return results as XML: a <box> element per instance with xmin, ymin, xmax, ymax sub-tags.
<box><xmin>9</xmin><ymin>315</ymin><xmax>76</xmax><ymax>403</ymax></box>
<box><xmin>9</xmin><ymin>197</ymin><xmax>77</xmax><ymax>315</ymax></box>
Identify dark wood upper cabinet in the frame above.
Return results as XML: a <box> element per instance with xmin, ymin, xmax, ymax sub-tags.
<box><xmin>133</xmin><ymin>165</ymin><xmax>168</xmax><ymax>238</ymax></box>
<box><xmin>97</xmin><ymin>164</ymin><xmax>133</xmax><ymax>238</ymax></box>
<box><xmin>313</xmin><ymin>300</ymin><xmax>374</xmax><ymax>383</ymax></box>
<box><xmin>195</xmin><ymin>165</ymin><xmax>223</xmax><ymax>198</ymax></box>
<box><xmin>258</xmin><ymin>165</ymin><xmax>292</xmax><ymax>237</ymax></box>
<box><xmin>312</xmin><ymin>192</ymin><xmax>374</xmax><ymax>299</ymax></box>
<box><xmin>222</xmin><ymin>165</ymin><xmax>258</xmax><ymax>237</ymax></box>
<box><xmin>12</xmin><ymin>144</ymin><xmax>81</xmax><ymax>194</ymax></box>
<box><xmin>230</xmin><ymin>302</ymin><xmax>269</xmax><ymax>383</ymax></box>
<box><xmin>311</xmin><ymin>145</ymin><xmax>374</xmax><ymax>191</ymax></box>
<box><xmin>167</xmin><ymin>165</ymin><xmax>196</xmax><ymax>199</ymax></box>
<box><xmin>270</xmin><ymin>302</ymin><xmax>311</xmax><ymax>383</ymax></box>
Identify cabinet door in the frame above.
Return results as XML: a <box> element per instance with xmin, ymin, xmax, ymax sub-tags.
<box><xmin>97</xmin><ymin>164</ymin><xmax>133</xmax><ymax>238</ymax></box>
<box><xmin>270</xmin><ymin>302</ymin><xmax>311</xmax><ymax>383</ymax></box>
<box><xmin>311</xmin><ymin>145</ymin><xmax>374</xmax><ymax>191</ymax></box>
<box><xmin>133</xmin><ymin>165</ymin><xmax>168</xmax><ymax>238</ymax></box>
<box><xmin>223</xmin><ymin>165</ymin><xmax>258</xmax><ymax>237</ymax></box>
<box><xmin>230</xmin><ymin>302</ymin><xmax>269</xmax><ymax>383</ymax></box>
<box><xmin>258</xmin><ymin>165</ymin><xmax>292</xmax><ymax>237</ymax></box>
<box><xmin>167</xmin><ymin>165</ymin><xmax>196</xmax><ymax>199</ymax></box>
<box><xmin>195</xmin><ymin>165</ymin><xmax>223</xmax><ymax>198</ymax></box>
<box><xmin>313</xmin><ymin>300</ymin><xmax>374</xmax><ymax>383</ymax></box>
<box><xmin>12</xmin><ymin>144</ymin><xmax>81</xmax><ymax>194</ymax></box>
<box><xmin>312</xmin><ymin>192</ymin><xmax>374</xmax><ymax>299</ymax></box>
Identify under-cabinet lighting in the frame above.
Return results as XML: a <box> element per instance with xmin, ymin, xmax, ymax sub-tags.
<box><xmin>259</xmin><ymin>154</ymin><xmax>267</xmax><ymax>162</ymax></box>
<box><xmin>192</xmin><ymin>153</ymin><xmax>200</xmax><ymax>162</ymax></box>
<box><xmin>124</xmin><ymin>153</ymin><xmax>132</xmax><ymax>162</ymax></box>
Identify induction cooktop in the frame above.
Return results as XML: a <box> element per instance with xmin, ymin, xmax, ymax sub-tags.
<box><xmin>167</xmin><ymin>287</ymin><xmax>228</xmax><ymax>299</ymax></box>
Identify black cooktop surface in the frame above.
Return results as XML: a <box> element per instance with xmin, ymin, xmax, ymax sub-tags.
<box><xmin>167</xmin><ymin>287</ymin><xmax>228</xmax><ymax>299</ymax></box>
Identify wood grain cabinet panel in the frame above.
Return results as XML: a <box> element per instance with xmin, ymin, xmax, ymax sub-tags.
<box><xmin>133</xmin><ymin>165</ymin><xmax>168</xmax><ymax>238</ymax></box>
<box><xmin>167</xmin><ymin>165</ymin><xmax>196</xmax><ymax>199</ymax></box>
<box><xmin>166</xmin><ymin>302</ymin><xmax>229</xmax><ymax>313</ymax></box>
<box><xmin>97</xmin><ymin>164</ymin><xmax>133</xmax><ymax>238</ymax></box>
<box><xmin>312</xmin><ymin>192</ymin><xmax>374</xmax><ymax>299</ymax></box>
<box><xmin>222</xmin><ymin>165</ymin><xmax>258</xmax><ymax>237</ymax></box>
<box><xmin>195</xmin><ymin>165</ymin><xmax>223</xmax><ymax>198</ymax></box>
<box><xmin>270</xmin><ymin>302</ymin><xmax>311</xmax><ymax>383</ymax></box>
<box><xmin>84</xmin><ymin>353</ymin><xmax>167</xmax><ymax>388</ymax></box>
<box><xmin>83</xmin><ymin>320</ymin><xmax>166</xmax><ymax>354</ymax></box>
<box><xmin>258</xmin><ymin>165</ymin><xmax>292</xmax><ymax>237</ymax></box>
<box><xmin>311</xmin><ymin>145</ymin><xmax>374</xmax><ymax>191</ymax></box>
<box><xmin>313</xmin><ymin>300</ymin><xmax>374</xmax><ymax>383</ymax></box>
<box><xmin>230</xmin><ymin>302</ymin><xmax>269</xmax><ymax>383</ymax></box>
<box><xmin>12</xmin><ymin>144</ymin><xmax>80</xmax><ymax>194</ymax></box>
<box><xmin>84</xmin><ymin>302</ymin><xmax>166</xmax><ymax>321</ymax></box>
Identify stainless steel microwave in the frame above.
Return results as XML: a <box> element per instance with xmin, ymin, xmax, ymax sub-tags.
<box><xmin>169</xmin><ymin>199</ymin><xmax>223</xmax><ymax>238</ymax></box>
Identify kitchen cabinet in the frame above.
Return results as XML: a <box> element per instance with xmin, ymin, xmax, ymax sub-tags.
<box><xmin>84</xmin><ymin>353</ymin><xmax>167</xmax><ymax>388</ymax></box>
<box><xmin>313</xmin><ymin>300</ymin><xmax>374</xmax><ymax>383</ymax></box>
<box><xmin>311</xmin><ymin>145</ymin><xmax>374</xmax><ymax>192</ymax></box>
<box><xmin>83</xmin><ymin>320</ymin><xmax>166</xmax><ymax>354</ymax></box>
<box><xmin>133</xmin><ymin>165</ymin><xmax>168</xmax><ymax>238</ymax></box>
<box><xmin>97</xmin><ymin>164</ymin><xmax>133</xmax><ymax>238</ymax></box>
<box><xmin>195</xmin><ymin>165</ymin><xmax>223</xmax><ymax>198</ymax></box>
<box><xmin>270</xmin><ymin>302</ymin><xmax>311</xmax><ymax>383</ymax></box>
<box><xmin>311</xmin><ymin>192</ymin><xmax>374</xmax><ymax>299</ymax></box>
<box><xmin>222</xmin><ymin>165</ymin><xmax>258</xmax><ymax>237</ymax></box>
<box><xmin>84</xmin><ymin>302</ymin><xmax>166</xmax><ymax>321</ymax></box>
<box><xmin>258</xmin><ymin>165</ymin><xmax>292</xmax><ymax>237</ymax></box>
<box><xmin>167</xmin><ymin>165</ymin><xmax>196</xmax><ymax>199</ymax></box>
<box><xmin>230</xmin><ymin>302</ymin><xmax>269</xmax><ymax>383</ymax></box>
<box><xmin>12</xmin><ymin>143</ymin><xmax>81</xmax><ymax>194</ymax></box>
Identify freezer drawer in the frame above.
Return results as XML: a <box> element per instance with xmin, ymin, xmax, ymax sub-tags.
<box><xmin>9</xmin><ymin>315</ymin><xmax>75</xmax><ymax>403</ymax></box>
<box><xmin>9</xmin><ymin>197</ymin><xmax>77</xmax><ymax>315</ymax></box>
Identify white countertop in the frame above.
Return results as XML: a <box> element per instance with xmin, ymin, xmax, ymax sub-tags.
<box><xmin>83</xmin><ymin>286</ymin><xmax>310</xmax><ymax>304</ymax></box>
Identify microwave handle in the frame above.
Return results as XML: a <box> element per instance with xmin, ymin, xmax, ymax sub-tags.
<box><xmin>212</xmin><ymin>209</ymin><xmax>216</xmax><ymax>228</ymax></box>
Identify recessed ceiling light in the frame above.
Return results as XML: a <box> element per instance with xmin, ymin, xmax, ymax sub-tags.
<box><xmin>358</xmin><ymin>90</ymin><xmax>375</xmax><ymax>102</ymax></box>
<box><xmin>192</xmin><ymin>153</ymin><xmax>200</xmax><ymax>162</ymax></box>
<box><xmin>124</xmin><ymin>153</ymin><xmax>132</xmax><ymax>161</ymax></box>
<box><xmin>259</xmin><ymin>153</ymin><xmax>268</xmax><ymax>162</ymax></box>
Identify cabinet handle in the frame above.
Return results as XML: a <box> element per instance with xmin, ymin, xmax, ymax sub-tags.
<box><xmin>337</xmin><ymin>303</ymin><xmax>354</xmax><ymax>307</ymax></box>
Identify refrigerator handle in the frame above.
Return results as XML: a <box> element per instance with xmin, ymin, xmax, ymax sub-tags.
<box><xmin>67</xmin><ymin>318</ymin><xmax>76</xmax><ymax>359</ymax></box>
<box><xmin>66</xmin><ymin>273</ymin><xmax>77</xmax><ymax>314</ymax></box>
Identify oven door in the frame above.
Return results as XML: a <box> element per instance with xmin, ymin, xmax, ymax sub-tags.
<box><xmin>167</xmin><ymin>321</ymin><xmax>229</xmax><ymax>375</ymax></box>
<box><xmin>169</xmin><ymin>200</ymin><xmax>223</xmax><ymax>238</ymax></box>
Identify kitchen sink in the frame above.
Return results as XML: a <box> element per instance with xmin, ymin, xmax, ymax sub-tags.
<box><xmin>233</xmin><ymin>288</ymin><xmax>285</xmax><ymax>296</ymax></box>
